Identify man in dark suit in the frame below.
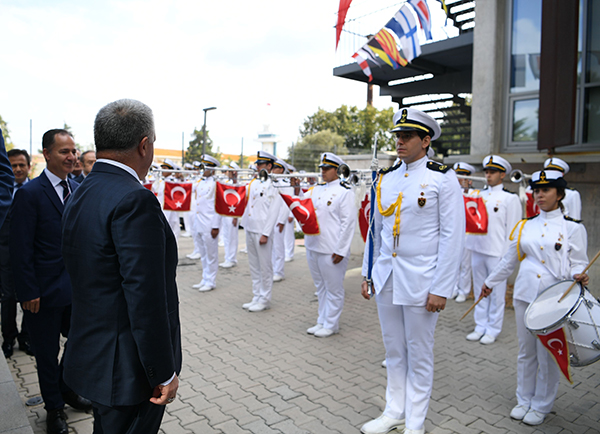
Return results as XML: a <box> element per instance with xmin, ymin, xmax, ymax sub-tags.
<box><xmin>62</xmin><ymin>99</ymin><xmax>181</xmax><ymax>434</ymax></box>
<box><xmin>10</xmin><ymin>129</ymin><xmax>91</xmax><ymax>434</ymax></box>
<box><xmin>0</xmin><ymin>129</ymin><xmax>13</xmax><ymax>227</ymax></box>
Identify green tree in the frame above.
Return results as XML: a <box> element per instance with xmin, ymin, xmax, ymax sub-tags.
<box><xmin>288</xmin><ymin>130</ymin><xmax>347</xmax><ymax>172</ymax></box>
<box><xmin>300</xmin><ymin>105</ymin><xmax>395</xmax><ymax>153</ymax></box>
<box><xmin>63</xmin><ymin>122</ymin><xmax>82</xmax><ymax>149</ymax></box>
<box><xmin>0</xmin><ymin>115</ymin><xmax>14</xmax><ymax>150</ymax></box>
<box><xmin>185</xmin><ymin>127</ymin><xmax>221</xmax><ymax>163</ymax></box>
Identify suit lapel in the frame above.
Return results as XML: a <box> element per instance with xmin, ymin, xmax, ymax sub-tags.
<box><xmin>40</xmin><ymin>171</ymin><xmax>64</xmax><ymax>214</ymax></box>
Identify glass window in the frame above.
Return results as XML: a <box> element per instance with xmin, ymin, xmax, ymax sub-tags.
<box><xmin>586</xmin><ymin>0</ymin><xmax>600</xmax><ymax>83</ymax></box>
<box><xmin>510</xmin><ymin>0</ymin><xmax>542</xmax><ymax>93</ymax></box>
<box><xmin>512</xmin><ymin>98</ymin><xmax>539</xmax><ymax>142</ymax></box>
<box><xmin>584</xmin><ymin>87</ymin><xmax>600</xmax><ymax>142</ymax></box>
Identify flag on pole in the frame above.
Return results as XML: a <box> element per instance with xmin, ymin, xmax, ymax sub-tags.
<box><xmin>526</xmin><ymin>191</ymin><xmax>540</xmax><ymax>218</ymax></box>
<box><xmin>464</xmin><ymin>196</ymin><xmax>488</xmax><ymax>234</ymax></box>
<box><xmin>163</xmin><ymin>181</ymin><xmax>192</xmax><ymax>211</ymax></box>
<box><xmin>352</xmin><ymin>51</ymin><xmax>373</xmax><ymax>82</ymax></box>
<box><xmin>385</xmin><ymin>6</ymin><xmax>422</xmax><ymax>62</ymax></box>
<box><xmin>335</xmin><ymin>0</ymin><xmax>353</xmax><ymax>50</ymax></box>
<box><xmin>537</xmin><ymin>327</ymin><xmax>573</xmax><ymax>383</ymax></box>
<box><xmin>215</xmin><ymin>181</ymin><xmax>247</xmax><ymax>217</ymax></box>
<box><xmin>374</xmin><ymin>28</ymin><xmax>408</xmax><ymax>67</ymax></box>
<box><xmin>280</xmin><ymin>194</ymin><xmax>320</xmax><ymax>235</ymax></box>
<box><xmin>358</xmin><ymin>193</ymin><xmax>371</xmax><ymax>242</ymax></box>
<box><xmin>408</xmin><ymin>0</ymin><xmax>433</xmax><ymax>40</ymax></box>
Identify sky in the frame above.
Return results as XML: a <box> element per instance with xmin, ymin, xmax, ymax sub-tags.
<box><xmin>0</xmin><ymin>0</ymin><xmax>457</xmax><ymax>159</ymax></box>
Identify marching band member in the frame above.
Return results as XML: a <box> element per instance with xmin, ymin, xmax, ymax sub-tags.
<box><xmin>240</xmin><ymin>151</ymin><xmax>285</xmax><ymax>312</ymax></box>
<box><xmin>464</xmin><ymin>155</ymin><xmax>522</xmax><ymax>345</ymax></box>
<box><xmin>543</xmin><ymin>157</ymin><xmax>582</xmax><ymax>220</ymax></box>
<box><xmin>452</xmin><ymin>162</ymin><xmax>476</xmax><ymax>303</ymax></box>
<box><xmin>360</xmin><ymin>108</ymin><xmax>464</xmax><ymax>434</ymax></box>
<box><xmin>219</xmin><ymin>161</ymin><xmax>240</xmax><ymax>268</ymax></box>
<box><xmin>180</xmin><ymin>162</ymin><xmax>195</xmax><ymax>238</ymax></box>
<box><xmin>191</xmin><ymin>155</ymin><xmax>222</xmax><ymax>292</ymax></box>
<box><xmin>271</xmin><ymin>159</ymin><xmax>292</xmax><ymax>282</ymax></box>
<box><xmin>156</xmin><ymin>158</ymin><xmax>182</xmax><ymax>240</ymax></box>
<box><xmin>300</xmin><ymin>153</ymin><xmax>356</xmax><ymax>338</ymax></box>
<box><xmin>187</xmin><ymin>161</ymin><xmax>203</xmax><ymax>259</ymax></box>
<box><xmin>482</xmin><ymin>170</ymin><xmax>588</xmax><ymax>426</ymax></box>
<box><xmin>284</xmin><ymin>162</ymin><xmax>297</xmax><ymax>262</ymax></box>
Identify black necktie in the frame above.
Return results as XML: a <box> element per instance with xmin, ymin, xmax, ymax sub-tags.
<box><xmin>15</xmin><ymin>183</ymin><xmax>22</xmax><ymax>189</ymax></box>
<box><xmin>59</xmin><ymin>180</ymin><xmax>70</xmax><ymax>202</ymax></box>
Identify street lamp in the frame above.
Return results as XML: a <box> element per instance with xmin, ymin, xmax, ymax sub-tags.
<box><xmin>202</xmin><ymin>107</ymin><xmax>217</xmax><ymax>157</ymax></box>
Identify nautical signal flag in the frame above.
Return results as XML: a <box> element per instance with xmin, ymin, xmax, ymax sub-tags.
<box><xmin>352</xmin><ymin>51</ymin><xmax>373</xmax><ymax>82</ymax></box>
<box><xmin>464</xmin><ymin>196</ymin><xmax>488</xmax><ymax>234</ymax></box>
<box><xmin>280</xmin><ymin>194</ymin><xmax>320</xmax><ymax>235</ymax></box>
<box><xmin>408</xmin><ymin>0</ymin><xmax>433</xmax><ymax>40</ymax></box>
<box><xmin>215</xmin><ymin>181</ymin><xmax>247</xmax><ymax>218</ymax></box>
<box><xmin>537</xmin><ymin>327</ymin><xmax>573</xmax><ymax>383</ymax></box>
<box><xmin>335</xmin><ymin>0</ymin><xmax>353</xmax><ymax>50</ymax></box>
<box><xmin>386</xmin><ymin>5</ymin><xmax>422</xmax><ymax>62</ymax></box>
<box><xmin>163</xmin><ymin>181</ymin><xmax>192</xmax><ymax>211</ymax></box>
<box><xmin>358</xmin><ymin>193</ymin><xmax>371</xmax><ymax>242</ymax></box>
<box><xmin>374</xmin><ymin>28</ymin><xmax>408</xmax><ymax>67</ymax></box>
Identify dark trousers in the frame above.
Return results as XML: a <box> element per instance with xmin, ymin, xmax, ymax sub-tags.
<box><xmin>92</xmin><ymin>400</ymin><xmax>166</xmax><ymax>434</ymax></box>
<box><xmin>23</xmin><ymin>305</ymin><xmax>72</xmax><ymax>411</ymax></box>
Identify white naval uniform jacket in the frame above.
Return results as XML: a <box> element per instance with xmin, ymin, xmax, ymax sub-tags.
<box><xmin>465</xmin><ymin>184</ymin><xmax>522</xmax><ymax>258</ymax></box>
<box><xmin>361</xmin><ymin>156</ymin><xmax>465</xmax><ymax>306</ymax></box>
<box><xmin>302</xmin><ymin>179</ymin><xmax>357</xmax><ymax>257</ymax></box>
<box><xmin>241</xmin><ymin>178</ymin><xmax>285</xmax><ymax>237</ymax></box>
<box><xmin>485</xmin><ymin>209</ymin><xmax>588</xmax><ymax>304</ymax></box>
<box><xmin>194</xmin><ymin>175</ymin><xmax>222</xmax><ymax>232</ymax></box>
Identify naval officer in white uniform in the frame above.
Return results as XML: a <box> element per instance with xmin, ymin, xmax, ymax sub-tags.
<box><xmin>219</xmin><ymin>161</ymin><xmax>241</xmax><ymax>268</ymax></box>
<box><xmin>543</xmin><ymin>157</ymin><xmax>581</xmax><ymax>220</ymax></box>
<box><xmin>271</xmin><ymin>159</ymin><xmax>291</xmax><ymax>282</ymax></box>
<box><xmin>360</xmin><ymin>108</ymin><xmax>464</xmax><ymax>434</ymax></box>
<box><xmin>302</xmin><ymin>152</ymin><xmax>356</xmax><ymax>338</ymax></box>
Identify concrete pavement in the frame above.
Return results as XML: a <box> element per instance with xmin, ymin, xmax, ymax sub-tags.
<box><xmin>5</xmin><ymin>233</ymin><xmax>600</xmax><ymax>433</ymax></box>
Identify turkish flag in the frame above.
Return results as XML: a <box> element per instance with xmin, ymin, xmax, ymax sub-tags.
<box><xmin>143</xmin><ymin>182</ymin><xmax>153</xmax><ymax>191</ymax></box>
<box><xmin>526</xmin><ymin>191</ymin><xmax>540</xmax><ymax>218</ymax></box>
<box><xmin>537</xmin><ymin>327</ymin><xmax>573</xmax><ymax>383</ymax></box>
<box><xmin>280</xmin><ymin>193</ymin><xmax>320</xmax><ymax>235</ymax></box>
<box><xmin>358</xmin><ymin>193</ymin><xmax>370</xmax><ymax>242</ymax></box>
<box><xmin>215</xmin><ymin>181</ymin><xmax>247</xmax><ymax>218</ymax></box>
<box><xmin>163</xmin><ymin>181</ymin><xmax>192</xmax><ymax>211</ymax></box>
<box><xmin>464</xmin><ymin>196</ymin><xmax>488</xmax><ymax>234</ymax></box>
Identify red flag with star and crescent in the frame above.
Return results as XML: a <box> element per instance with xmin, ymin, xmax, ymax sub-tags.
<box><xmin>280</xmin><ymin>194</ymin><xmax>320</xmax><ymax>235</ymax></box>
<box><xmin>215</xmin><ymin>181</ymin><xmax>247</xmax><ymax>218</ymax></box>
<box><xmin>464</xmin><ymin>196</ymin><xmax>488</xmax><ymax>235</ymax></box>
<box><xmin>537</xmin><ymin>327</ymin><xmax>573</xmax><ymax>383</ymax></box>
<box><xmin>526</xmin><ymin>191</ymin><xmax>540</xmax><ymax>218</ymax></box>
<box><xmin>163</xmin><ymin>181</ymin><xmax>192</xmax><ymax>211</ymax></box>
<box><xmin>358</xmin><ymin>193</ymin><xmax>370</xmax><ymax>242</ymax></box>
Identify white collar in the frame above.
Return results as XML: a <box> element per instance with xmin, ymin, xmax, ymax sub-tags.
<box><xmin>96</xmin><ymin>159</ymin><xmax>140</xmax><ymax>181</ymax></box>
<box><xmin>44</xmin><ymin>168</ymin><xmax>66</xmax><ymax>186</ymax></box>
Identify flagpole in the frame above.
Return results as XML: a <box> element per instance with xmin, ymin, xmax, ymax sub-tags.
<box><xmin>366</xmin><ymin>132</ymin><xmax>379</xmax><ymax>298</ymax></box>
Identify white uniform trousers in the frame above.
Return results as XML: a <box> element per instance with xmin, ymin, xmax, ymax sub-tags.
<box><xmin>376</xmin><ymin>276</ymin><xmax>438</xmax><ymax>430</ymax></box>
<box><xmin>455</xmin><ymin>248</ymin><xmax>472</xmax><ymax>296</ymax></box>
<box><xmin>306</xmin><ymin>249</ymin><xmax>349</xmax><ymax>331</ymax></box>
<box><xmin>246</xmin><ymin>231</ymin><xmax>274</xmax><ymax>305</ymax></box>
<box><xmin>514</xmin><ymin>299</ymin><xmax>560</xmax><ymax>413</ymax></box>
<box><xmin>191</xmin><ymin>223</ymin><xmax>202</xmax><ymax>255</ymax></box>
<box><xmin>472</xmin><ymin>251</ymin><xmax>506</xmax><ymax>337</ymax></box>
<box><xmin>196</xmin><ymin>231</ymin><xmax>219</xmax><ymax>287</ymax></box>
<box><xmin>272</xmin><ymin>227</ymin><xmax>285</xmax><ymax>278</ymax></box>
<box><xmin>163</xmin><ymin>210</ymin><xmax>180</xmax><ymax>241</ymax></box>
<box><xmin>222</xmin><ymin>217</ymin><xmax>239</xmax><ymax>264</ymax></box>
<box><xmin>182</xmin><ymin>212</ymin><xmax>193</xmax><ymax>235</ymax></box>
<box><xmin>284</xmin><ymin>219</ymin><xmax>295</xmax><ymax>259</ymax></box>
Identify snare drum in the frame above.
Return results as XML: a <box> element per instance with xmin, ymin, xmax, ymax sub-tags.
<box><xmin>524</xmin><ymin>280</ymin><xmax>600</xmax><ymax>367</ymax></box>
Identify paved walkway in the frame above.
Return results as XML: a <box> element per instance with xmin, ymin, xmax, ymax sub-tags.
<box><xmin>6</xmin><ymin>234</ymin><xmax>600</xmax><ymax>433</ymax></box>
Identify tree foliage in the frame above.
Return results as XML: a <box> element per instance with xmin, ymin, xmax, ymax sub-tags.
<box><xmin>288</xmin><ymin>130</ymin><xmax>347</xmax><ymax>172</ymax></box>
<box><xmin>0</xmin><ymin>115</ymin><xmax>14</xmax><ymax>150</ymax></box>
<box><xmin>185</xmin><ymin>127</ymin><xmax>221</xmax><ymax>163</ymax></box>
<box><xmin>299</xmin><ymin>105</ymin><xmax>395</xmax><ymax>153</ymax></box>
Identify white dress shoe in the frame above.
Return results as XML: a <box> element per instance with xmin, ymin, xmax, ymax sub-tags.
<box><xmin>404</xmin><ymin>429</ymin><xmax>424</xmax><ymax>434</ymax></box>
<box><xmin>242</xmin><ymin>301</ymin><xmax>255</xmax><ymax>309</ymax></box>
<box><xmin>523</xmin><ymin>409</ymin><xmax>545</xmax><ymax>426</ymax></box>
<box><xmin>181</xmin><ymin>231</ymin><xmax>192</xmax><ymax>238</ymax></box>
<box><xmin>306</xmin><ymin>324</ymin><xmax>323</xmax><ymax>334</ymax></box>
<box><xmin>219</xmin><ymin>261</ymin><xmax>236</xmax><ymax>268</ymax></box>
<box><xmin>480</xmin><ymin>334</ymin><xmax>496</xmax><ymax>345</ymax></box>
<box><xmin>240</xmin><ymin>248</ymin><xmax>247</xmax><ymax>253</ymax></box>
<box><xmin>360</xmin><ymin>414</ymin><xmax>404</xmax><ymax>434</ymax></box>
<box><xmin>466</xmin><ymin>331</ymin><xmax>484</xmax><ymax>341</ymax></box>
<box><xmin>509</xmin><ymin>404</ymin><xmax>530</xmax><ymax>420</ymax></box>
<box><xmin>284</xmin><ymin>257</ymin><xmax>294</xmax><ymax>262</ymax></box>
<box><xmin>186</xmin><ymin>252</ymin><xmax>201</xmax><ymax>259</ymax></box>
<box><xmin>248</xmin><ymin>302</ymin><xmax>270</xmax><ymax>312</ymax></box>
<box><xmin>381</xmin><ymin>359</ymin><xmax>387</xmax><ymax>368</ymax></box>
<box><xmin>273</xmin><ymin>275</ymin><xmax>284</xmax><ymax>282</ymax></box>
<box><xmin>192</xmin><ymin>282</ymin><xmax>203</xmax><ymax>289</ymax></box>
<box><xmin>198</xmin><ymin>285</ymin><xmax>215</xmax><ymax>292</ymax></box>
<box><xmin>455</xmin><ymin>293</ymin><xmax>467</xmax><ymax>303</ymax></box>
<box><xmin>314</xmin><ymin>328</ymin><xmax>337</xmax><ymax>338</ymax></box>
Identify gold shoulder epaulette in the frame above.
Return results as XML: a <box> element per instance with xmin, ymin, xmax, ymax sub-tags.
<box><xmin>427</xmin><ymin>161</ymin><xmax>450</xmax><ymax>173</ymax></box>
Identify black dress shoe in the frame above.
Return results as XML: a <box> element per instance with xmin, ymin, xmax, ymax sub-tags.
<box><xmin>2</xmin><ymin>341</ymin><xmax>14</xmax><ymax>358</ymax></box>
<box><xmin>18</xmin><ymin>339</ymin><xmax>34</xmax><ymax>356</ymax></box>
<box><xmin>62</xmin><ymin>390</ymin><xmax>93</xmax><ymax>411</ymax></box>
<box><xmin>46</xmin><ymin>408</ymin><xmax>68</xmax><ymax>434</ymax></box>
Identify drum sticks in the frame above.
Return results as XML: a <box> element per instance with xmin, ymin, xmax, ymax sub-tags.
<box><xmin>460</xmin><ymin>293</ymin><xmax>485</xmax><ymax>321</ymax></box>
<box><xmin>558</xmin><ymin>248</ymin><xmax>600</xmax><ymax>302</ymax></box>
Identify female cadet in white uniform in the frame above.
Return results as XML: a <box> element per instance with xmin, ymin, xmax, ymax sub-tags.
<box><xmin>191</xmin><ymin>155</ymin><xmax>222</xmax><ymax>292</ymax></box>
<box><xmin>482</xmin><ymin>170</ymin><xmax>588</xmax><ymax>426</ymax></box>
<box><xmin>543</xmin><ymin>157</ymin><xmax>582</xmax><ymax>220</ymax></box>
<box><xmin>303</xmin><ymin>153</ymin><xmax>356</xmax><ymax>338</ymax></box>
<box><xmin>360</xmin><ymin>108</ymin><xmax>464</xmax><ymax>434</ymax></box>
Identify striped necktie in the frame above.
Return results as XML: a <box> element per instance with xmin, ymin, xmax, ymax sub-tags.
<box><xmin>59</xmin><ymin>180</ymin><xmax>70</xmax><ymax>202</ymax></box>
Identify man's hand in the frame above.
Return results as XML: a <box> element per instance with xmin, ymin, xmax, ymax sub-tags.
<box><xmin>361</xmin><ymin>280</ymin><xmax>372</xmax><ymax>300</ymax></box>
<box><xmin>259</xmin><ymin>235</ymin><xmax>269</xmax><ymax>245</ymax></box>
<box><xmin>232</xmin><ymin>218</ymin><xmax>238</xmax><ymax>226</ymax></box>
<box><xmin>331</xmin><ymin>253</ymin><xmax>343</xmax><ymax>264</ymax></box>
<box><xmin>287</xmin><ymin>217</ymin><xmax>294</xmax><ymax>223</ymax></box>
<box><xmin>481</xmin><ymin>283</ymin><xmax>493</xmax><ymax>297</ymax></box>
<box><xmin>574</xmin><ymin>273</ymin><xmax>589</xmax><ymax>286</ymax></box>
<box><xmin>150</xmin><ymin>374</ymin><xmax>179</xmax><ymax>405</ymax></box>
<box><xmin>277</xmin><ymin>223</ymin><xmax>284</xmax><ymax>233</ymax></box>
<box><xmin>426</xmin><ymin>294</ymin><xmax>446</xmax><ymax>313</ymax></box>
<box><xmin>22</xmin><ymin>298</ymin><xmax>40</xmax><ymax>314</ymax></box>
<box><xmin>211</xmin><ymin>228</ymin><xmax>219</xmax><ymax>239</ymax></box>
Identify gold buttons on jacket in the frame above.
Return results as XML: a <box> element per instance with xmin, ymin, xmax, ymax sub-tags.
<box><xmin>537</xmin><ymin>274</ymin><xmax>541</xmax><ymax>278</ymax></box>
<box><xmin>392</xmin><ymin>252</ymin><xmax>397</xmax><ymax>257</ymax></box>
<box><xmin>541</xmin><ymin>260</ymin><xmax>546</xmax><ymax>264</ymax></box>
<box><xmin>540</xmin><ymin>246</ymin><xmax>544</xmax><ymax>250</ymax></box>
<box><xmin>404</xmin><ymin>173</ymin><xmax>409</xmax><ymax>177</ymax></box>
